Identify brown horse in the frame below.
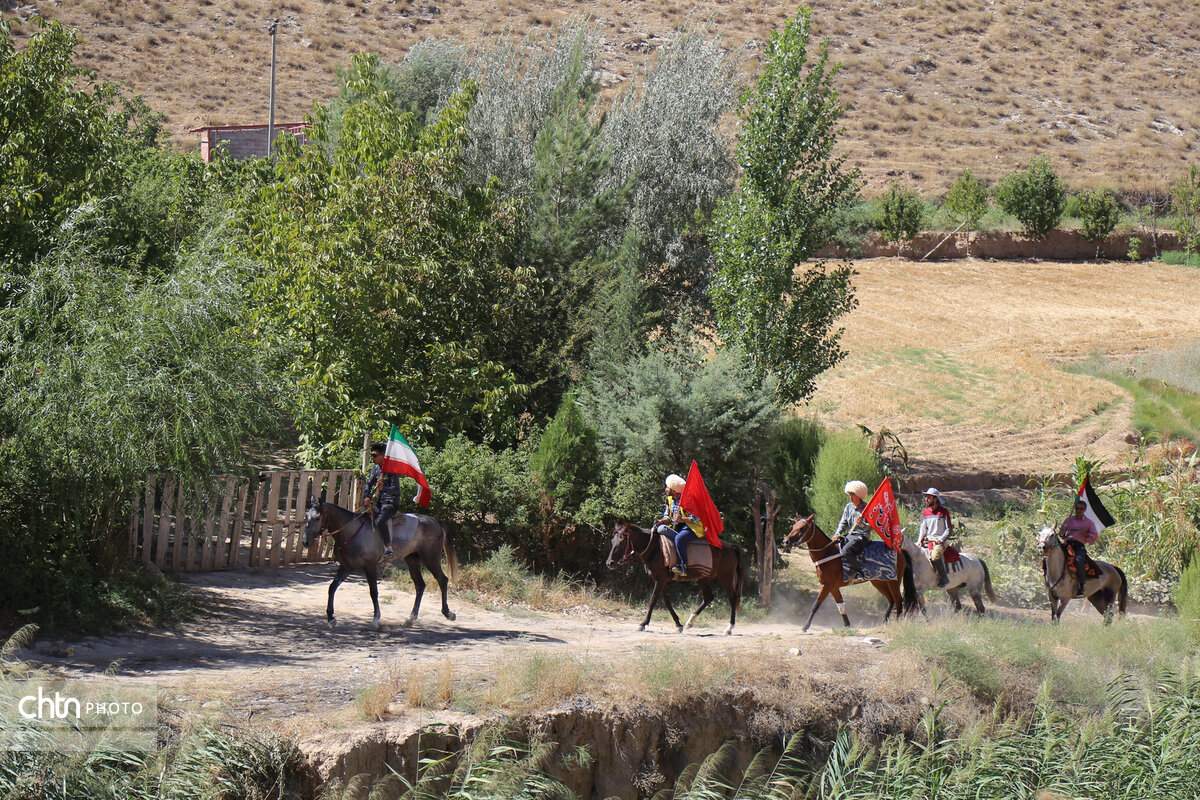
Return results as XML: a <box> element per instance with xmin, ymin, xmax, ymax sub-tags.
<box><xmin>606</xmin><ymin>522</ymin><xmax>746</xmax><ymax>635</ymax></box>
<box><xmin>783</xmin><ymin>514</ymin><xmax>917</xmax><ymax>632</ymax></box>
<box><xmin>1037</xmin><ymin>526</ymin><xmax>1127</xmax><ymax>623</ymax></box>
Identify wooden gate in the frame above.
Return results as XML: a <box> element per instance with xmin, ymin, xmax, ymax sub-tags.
<box><xmin>128</xmin><ymin>470</ymin><xmax>361</xmax><ymax>571</ymax></box>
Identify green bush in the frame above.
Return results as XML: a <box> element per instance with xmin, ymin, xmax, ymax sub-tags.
<box><xmin>530</xmin><ymin>391</ymin><xmax>600</xmax><ymax>512</ymax></box>
<box><xmin>879</xmin><ymin>181</ymin><xmax>924</xmax><ymax>255</ymax></box>
<box><xmin>808</xmin><ymin>430</ymin><xmax>883</xmax><ymax>531</ymax></box>
<box><xmin>944</xmin><ymin>169</ymin><xmax>990</xmax><ymax>256</ymax></box>
<box><xmin>1178</xmin><ymin>556</ymin><xmax>1200</xmax><ymax>643</ymax></box>
<box><xmin>1162</xmin><ymin>250</ymin><xmax>1200</xmax><ymax>267</ymax></box>
<box><xmin>994</xmin><ymin>156</ymin><xmax>1066</xmax><ymax>241</ymax></box>
<box><xmin>1078</xmin><ymin>188</ymin><xmax>1121</xmax><ymax>255</ymax></box>
<box><xmin>767</xmin><ymin>418</ymin><xmax>825</xmax><ymax>517</ymax></box>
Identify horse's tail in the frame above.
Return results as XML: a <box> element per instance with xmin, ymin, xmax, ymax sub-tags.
<box><xmin>442</xmin><ymin>523</ymin><xmax>459</xmax><ymax>584</ymax></box>
<box><xmin>1116</xmin><ymin>565</ymin><xmax>1128</xmax><ymax>617</ymax></box>
<box><xmin>901</xmin><ymin>550</ymin><xmax>918</xmax><ymax>614</ymax></box>
<box><xmin>981</xmin><ymin>557</ymin><xmax>998</xmax><ymax>604</ymax></box>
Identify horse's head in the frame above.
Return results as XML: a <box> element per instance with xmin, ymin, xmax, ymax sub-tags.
<box><xmin>302</xmin><ymin>495</ymin><xmax>326</xmax><ymax>548</ymax></box>
<box><xmin>606</xmin><ymin>521</ymin><xmax>638</xmax><ymax>569</ymax></box>
<box><xmin>783</xmin><ymin>514</ymin><xmax>816</xmax><ymax>551</ymax></box>
<box><xmin>1037</xmin><ymin>525</ymin><xmax>1059</xmax><ymax>553</ymax></box>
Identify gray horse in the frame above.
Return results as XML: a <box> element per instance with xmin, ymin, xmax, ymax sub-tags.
<box><xmin>303</xmin><ymin>496</ymin><xmax>458</xmax><ymax>630</ymax></box>
<box><xmin>1037</xmin><ymin>526</ymin><xmax>1126</xmax><ymax>624</ymax></box>
<box><xmin>900</xmin><ymin>535</ymin><xmax>997</xmax><ymax>615</ymax></box>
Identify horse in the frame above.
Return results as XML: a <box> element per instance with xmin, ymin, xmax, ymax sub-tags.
<box><xmin>1037</xmin><ymin>526</ymin><xmax>1127</xmax><ymax>624</ymax></box>
<box><xmin>783</xmin><ymin>514</ymin><xmax>917</xmax><ymax>632</ymax></box>
<box><xmin>900</xmin><ymin>536</ymin><xmax>997</xmax><ymax>615</ymax></box>
<box><xmin>605</xmin><ymin>522</ymin><xmax>746</xmax><ymax>635</ymax></box>
<box><xmin>302</xmin><ymin>496</ymin><xmax>458</xmax><ymax>630</ymax></box>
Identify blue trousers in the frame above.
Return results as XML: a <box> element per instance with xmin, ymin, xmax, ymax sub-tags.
<box><xmin>674</xmin><ymin>525</ymin><xmax>700</xmax><ymax>567</ymax></box>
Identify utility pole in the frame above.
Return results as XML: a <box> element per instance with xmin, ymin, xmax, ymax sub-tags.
<box><xmin>267</xmin><ymin>18</ymin><xmax>278</xmax><ymax>158</ymax></box>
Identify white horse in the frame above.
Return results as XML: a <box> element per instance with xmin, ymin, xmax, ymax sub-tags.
<box><xmin>900</xmin><ymin>535</ymin><xmax>997</xmax><ymax>615</ymax></box>
<box><xmin>1037</xmin><ymin>526</ymin><xmax>1127</xmax><ymax>623</ymax></box>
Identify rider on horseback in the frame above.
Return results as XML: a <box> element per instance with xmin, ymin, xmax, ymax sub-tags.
<box><xmin>916</xmin><ymin>487</ymin><xmax>953</xmax><ymax>588</ymax></box>
<box><xmin>364</xmin><ymin>442</ymin><xmax>399</xmax><ymax>559</ymax></box>
<box><xmin>653</xmin><ymin>473</ymin><xmax>704</xmax><ymax>577</ymax></box>
<box><xmin>833</xmin><ymin>480</ymin><xmax>872</xmax><ymax>579</ymax></box>
<box><xmin>1057</xmin><ymin>498</ymin><xmax>1098</xmax><ymax>597</ymax></box>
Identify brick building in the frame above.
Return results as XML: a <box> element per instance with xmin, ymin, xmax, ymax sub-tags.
<box><xmin>190</xmin><ymin>123</ymin><xmax>310</xmax><ymax>163</ymax></box>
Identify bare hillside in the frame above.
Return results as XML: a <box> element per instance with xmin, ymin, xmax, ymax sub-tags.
<box><xmin>10</xmin><ymin>0</ymin><xmax>1199</xmax><ymax>192</ymax></box>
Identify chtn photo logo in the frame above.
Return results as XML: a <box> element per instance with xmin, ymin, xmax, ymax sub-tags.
<box><xmin>16</xmin><ymin>686</ymin><xmax>145</xmax><ymax>721</ymax></box>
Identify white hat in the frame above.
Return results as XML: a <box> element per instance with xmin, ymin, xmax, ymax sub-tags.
<box><xmin>665</xmin><ymin>474</ymin><xmax>686</xmax><ymax>492</ymax></box>
<box><xmin>844</xmin><ymin>480</ymin><xmax>869</xmax><ymax>499</ymax></box>
<box><xmin>923</xmin><ymin>487</ymin><xmax>942</xmax><ymax>500</ymax></box>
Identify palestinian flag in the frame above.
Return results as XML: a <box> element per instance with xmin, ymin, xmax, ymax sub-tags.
<box><xmin>1077</xmin><ymin>473</ymin><xmax>1116</xmax><ymax>532</ymax></box>
<box><xmin>381</xmin><ymin>425</ymin><xmax>432</xmax><ymax>507</ymax></box>
<box><xmin>862</xmin><ymin>477</ymin><xmax>904</xmax><ymax>550</ymax></box>
<box><xmin>679</xmin><ymin>460</ymin><xmax>723</xmax><ymax>547</ymax></box>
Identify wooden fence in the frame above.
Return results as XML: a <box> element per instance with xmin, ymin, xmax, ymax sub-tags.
<box><xmin>128</xmin><ymin>470</ymin><xmax>361</xmax><ymax>571</ymax></box>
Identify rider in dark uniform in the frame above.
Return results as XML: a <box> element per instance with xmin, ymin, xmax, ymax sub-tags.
<box><xmin>364</xmin><ymin>442</ymin><xmax>399</xmax><ymax>559</ymax></box>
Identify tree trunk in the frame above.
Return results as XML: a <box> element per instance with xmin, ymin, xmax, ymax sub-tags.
<box><xmin>761</xmin><ymin>487</ymin><xmax>779</xmax><ymax>608</ymax></box>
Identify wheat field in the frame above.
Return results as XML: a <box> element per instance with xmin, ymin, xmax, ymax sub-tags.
<box><xmin>10</xmin><ymin>0</ymin><xmax>1200</xmax><ymax>193</ymax></box>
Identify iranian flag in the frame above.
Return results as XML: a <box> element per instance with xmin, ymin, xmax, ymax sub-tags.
<box><xmin>1077</xmin><ymin>473</ymin><xmax>1116</xmax><ymax>532</ymax></box>
<box><xmin>381</xmin><ymin>425</ymin><xmax>432</xmax><ymax>507</ymax></box>
<box><xmin>861</xmin><ymin>477</ymin><xmax>904</xmax><ymax>550</ymax></box>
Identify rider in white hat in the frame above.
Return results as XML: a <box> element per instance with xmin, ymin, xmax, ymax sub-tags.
<box><xmin>832</xmin><ymin>480</ymin><xmax>872</xmax><ymax>578</ymax></box>
<box><xmin>916</xmin><ymin>487</ymin><xmax>953</xmax><ymax>587</ymax></box>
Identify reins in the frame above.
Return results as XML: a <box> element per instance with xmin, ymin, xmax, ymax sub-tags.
<box><xmin>323</xmin><ymin>511</ymin><xmax>372</xmax><ymax>555</ymax></box>
<box><xmin>787</xmin><ymin>522</ymin><xmax>844</xmax><ymax>567</ymax></box>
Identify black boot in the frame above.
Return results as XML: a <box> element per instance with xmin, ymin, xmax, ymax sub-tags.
<box><xmin>934</xmin><ymin>559</ymin><xmax>949</xmax><ymax>588</ymax></box>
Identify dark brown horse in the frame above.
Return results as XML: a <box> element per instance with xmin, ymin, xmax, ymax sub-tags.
<box><xmin>783</xmin><ymin>514</ymin><xmax>917</xmax><ymax>632</ymax></box>
<box><xmin>303</xmin><ymin>496</ymin><xmax>458</xmax><ymax>630</ymax></box>
<box><xmin>606</xmin><ymin>522</ymin><xmax>746</xmax><ymax>635</ymax></box>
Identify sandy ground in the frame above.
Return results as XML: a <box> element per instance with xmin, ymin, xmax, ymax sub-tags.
<box><xmin>17</xmin><ymin>562</ymin><xmax>1146</xmax><ymax>727</ymax></box>
<box><xmin>809</xmin><ymin>258</ymin><xmax>1200</xmax><ymax>477</ymax></box>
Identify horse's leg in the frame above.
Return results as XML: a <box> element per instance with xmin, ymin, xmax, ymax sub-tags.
<box><xmin>686</xmin><ymin>581</ymin><xmax>714</xmax><ymax>630</ymax></box>
<box><xmin>639</xmin><ymin>582</ymin><xmax>663</xmax><ymax>631</ymax></box>
<box><xmin>830</xmin><ymin>586</ymin><xmax>852</xmax><ymax>628</ymax></box>
<box><xmin>947</xmin><ymin>587</ymin><xmax>963</xmax><ymax>613</ymax></box>
<box><xmin>970</xmin><ymin>588</ymin><xmax>986</xmax><ymax>615</ymax></box>
<box><xmin>326</xmin><ymin>564</ymin><xmax>351</xmax><ymax>630</ymax></box>
<box><xmin>402</xmin><ymin>554</ymin><xmax>425</xmax><ymax>628</ymax></box>
<box><xmin>427</xmin><ymin>552</ymin><xmax>456</xmax><ymax>622</ymax></box>
<box><xmin>716</xmin><ymin>559</ymin><xmax>740</xmax><ymax>635</ymax></box>
<box><xmin>660</xmin><ymin>582</ymin><xmax>685</xmax><ymax>633</ymax></box>
<box><xmin>365</xmin><ymin>564</ymin><xmax>381</xmax><ymax>631</ymax></box>
<box><xmin>1090</xmin><ymin>587</ymin><xmax>1113</xmax><ymax>623</ymax></box>
<box><xmin>802</xmin><ymin>585</ymin><xmax>830</xmax><ymax>633</ymax></box>
<box><xmin>871</xmin><ymin>581</ymin><xmax>896</xmax><ymax>622</ymax></box>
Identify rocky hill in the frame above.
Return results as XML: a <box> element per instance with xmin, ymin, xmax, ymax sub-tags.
<box><xmin>9</xmin><ymin>0</ymin><xmax>1200</xmax><ymax>192</ymax></box>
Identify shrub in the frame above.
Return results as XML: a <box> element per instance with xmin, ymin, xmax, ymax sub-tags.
<box><xmin>1178</xmin><ymin>556</ymin><xmax>1200</xmax><ymax>644</ymax></box>
<box><xmin>1078</xmin><ymin>188</ymin><xmax>1121</xmax><ymax>256</ymax></box>
<box><xmin>994</xmin><ymin>156</ymin><xmax>1066</xmax><ymax>241</ymax></box>
<box><xmin>530</xmin><ymin>391</ymin><xmax>600</xmax><ymax>512</ymax></box>
<box><xmin>766</xmin><ymin>418</ymin><xmax>825</xmax><ymax>517</ymax></box>
<box><xmin>808</xmin><ymin>430</ymin><xmax>884</xmax><ymax>531</ymax></box>
<box><xmin>1173</xmin><ymin>164</ymin><xmax>1200</xmax><ymax>256</ymax></box>
<box><xmin>879</xmin><ymin>181</ymin><xmax>924</xmax><ymax>256</ymax></box>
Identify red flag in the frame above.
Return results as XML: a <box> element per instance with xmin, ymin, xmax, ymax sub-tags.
<box><xmin>861</xmin><ymin>477</ymin><xmax>903</xmax><ymax>550</ymax></box>
<box><xmin>679</xmin><ymin>460</ymin><xmax>724</xmax><ymax>547</ymax></box>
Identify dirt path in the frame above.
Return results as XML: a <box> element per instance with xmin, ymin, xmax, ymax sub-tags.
<box><xmin>18</xmin><ymin>563</ymin><xmax>1144</xmax><ymax>724</ymax></box>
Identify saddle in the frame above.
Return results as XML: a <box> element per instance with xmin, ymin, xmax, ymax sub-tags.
<box><xmin>922</xmin><ymin>541</ymin><xmax>960</xmax><ymax>563</ymax></box>
<box><xmin>660</xmin><ymin>536</ymin><xmax>715</xmax><ymax>579</ymax></box>
<box><xmin>843</xmin><ymin>540</ymin><xmax>899</xmax><ymax>584</ymax></box>
<box><xmin>1063</xmin><ymin>542</ymin><xmax>1102</xmax><ymax>581</ymax></box>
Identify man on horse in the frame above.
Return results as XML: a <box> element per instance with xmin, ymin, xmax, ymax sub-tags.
<box><xmin>916</xmin><ymin>487</ymin><xmax>953</xmax><ymax>588</ymax></box>
<box><xmin>652</xmin><ymin>473</ymin><xmax>705</xmax><ymax>577</ymax></box>
<box><xmin>832</xmin><ymin>480</ymin><xmax>872</xmax><ymax>579</ymax></box>
<box><xmin>364</xmin><ymin>441</ymin><xmax>398</xmax><ymax>559</ymax></box>
<box><xmin>1057</xmin><ymin>498</ymin><xmax>1098</xmax><ymax>596</ymax></box>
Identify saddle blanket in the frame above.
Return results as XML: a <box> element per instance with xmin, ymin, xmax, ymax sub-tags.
<box><xmin>922</xmin><ymin>541</ymin><xmax>961</xmax><ymax>564</ymax></box>
<box><xmin>386</xmin><ymin>514</ymin><xmax>421</xmax><ymax>542</ymax></box>
<box><xmin>1064</xmin><ymin>542</ymin><xmax>1102</xmax><ymax>580</ymax></box>
<box><xmin>844</xmin><ymin>540</ymin><xmax>899</xmax><ymax>583</ymax></box>
<box><xmin>661</xmin><ymin>536</ymin><xmax>714</xmax><ymax>578</ymax></box>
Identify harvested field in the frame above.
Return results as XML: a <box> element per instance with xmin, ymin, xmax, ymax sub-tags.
<box><xmin>807</xmin><ymin>258</ymin><xmax>1200</xmax><ymax>478</ymax></box>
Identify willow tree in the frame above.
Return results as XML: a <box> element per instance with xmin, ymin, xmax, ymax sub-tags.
<box><xmin>709</xmin><ymin>6</ymin><xmax>860</xmax><ymax>403</ymax></box>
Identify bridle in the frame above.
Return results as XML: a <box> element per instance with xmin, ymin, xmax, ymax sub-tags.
<box><xmin>312</xmin><ymin>506</ymin><xmax>372</xmax><ymax>556</ymax></box>
<box><xmin>786</xmin><ymin>519</ymin><xmax>838</xmax><ymax>554</ymax></box>
<box><xmin>614</xmin><ymin>523</ymin><xmax>656</xmax><ymax>564</ymax></box>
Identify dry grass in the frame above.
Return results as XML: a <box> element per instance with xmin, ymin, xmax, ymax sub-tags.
<box><xmin>356</xmin><ymin>658</ymin><xmax>404</xmax><ymax>720</ymax></box>
<box><xmin>11</xmin><ymin>0</ymin><xmax>1200</xmax><ymax>193</ymax></box>
<box><xmin>806</xmin><ymin>258</ymin><xmax>1200</xmax><ymax>476</ymax></box>
<box><xmin>404</xmin><ymin>657</ymin><xmax>456</xmax><ymax>709</ymax></box>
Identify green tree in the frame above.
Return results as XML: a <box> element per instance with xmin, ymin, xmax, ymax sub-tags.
<box><xmin>880</xmin><ymin>181</ymin><xmax>924</xmax><ymax>257</ymax></box>
<box><xmin>530</xmin><ymin>392</ymin><xmax>600</xmax><ymax>512</ymax></box>
<box><xmin>944</xmin><ymin>169</ymin><xmax>990</xmax><ymax>257</ymax></box>
<box><xmin>241</xmin><ymin>67</ymin><xmax>532</xmax><ymax>464</ymax></box>
<box><xmin>1173</xmin><ymin>164</ymin><xmax>1200</xmax><ymax>257</ymax></box>
<box><xmin>709</xmin><ymin>6</ymin><xmax>860</xmax><ymax>403</ymax></box>
<box><xmin>994</xmin><ymin>156</ymin><xmax>1066</xmax><ymax>241</ymax></box>
<box><xmin>808</xmin><ymin>430</ymin><xmax>884</xmax><ymax>531</ymax></box>
<box><xmin>766</xmin><ymin>418</ymin><xmax>825</xmax><ymax>517</ymax></box>
<box><xmin>1078</xmin><ymin>188</ymin><xmax>1121</xmax><ymax>258</ymax></box>
<box><xmin>0</xmin><ymin>17</ymin><xmax>160</xmax><ymax>264</ymax></box>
